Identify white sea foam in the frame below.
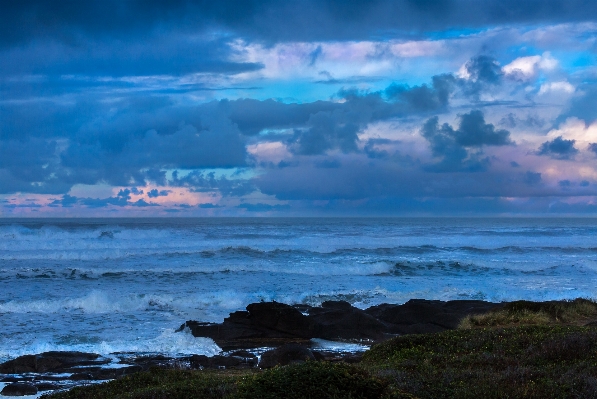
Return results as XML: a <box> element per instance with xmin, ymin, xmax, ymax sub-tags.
<box><xmin>0</xmin><ymin>328</ymin><xmax>220</xmax><ymax>363</ymax></box>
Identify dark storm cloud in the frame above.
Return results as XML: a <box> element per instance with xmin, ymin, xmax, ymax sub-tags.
<box><xmin>255</xmin><ymin>157</ymin><xmax>592</xmax><ymax>202</ymax></box>
<box><xmin>459</xmin><ymin>56</ymin><xmax>503</xmax><ymax>98</ymax></box>
<box><xmin>537</xmin><ymin>136</ymin><xmax>579</xmax><ymax>159</ymax></box>
<box><xmin>421</xmin><ymin>110</ymin><xmax>513</xmax><ymax>172</ymax></box>
<box><xmin>0</xmin><ymin>60</ymin><xmax>494</xmax><ymax>195</ymax></box>
<box><xmin>147</xmin><ymin>189</ymin><xmax>171</xmax><ymax>198</ymax></box>
<box><xmin>170</xmin><ymin>171</ymin><xmax>256</xmax><ymax>197</ymax></box>
<box><xmin>0</xmin><ymin>36</ymin><xmax>262</xmax><ymax>78</ymax></box>
<box><xmin>3</xmin><ymin>0</ymin><xmax>597</xmax><ymax>46</ymax></box>
<box><xmin>49</xmin><ymin>190</ymin><xmax>159</xmax><ymax>208</ymax></box>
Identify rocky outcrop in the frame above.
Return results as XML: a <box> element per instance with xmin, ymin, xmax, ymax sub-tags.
<box><xmin>181</xmin><ymin>299</ymin><xmax>502</xmax><ymax>349</ymax></box>
<box><xmin>0</xmin><ymin>351</ymin><xmax>110</xmax><ymax>374</ymax></box>
<box><xmin>1</xmin><ymin>382</ymin><xmax>38</xmax><ymax>396</ymax></box>
<box><xmin>365</xmin><ymin>299</ymin><xmax>501</xmax><ymax>334</ymax></box>
<box><xmin>181</xmin><ymin>302</ymin><xmax>318</xmax><ymax>349</ymax></box>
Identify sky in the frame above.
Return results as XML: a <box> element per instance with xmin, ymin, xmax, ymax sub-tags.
<box><xmin>1</xmin><ymin>0</ymin><xmax>597</xmax><ymax>216</ymax></box>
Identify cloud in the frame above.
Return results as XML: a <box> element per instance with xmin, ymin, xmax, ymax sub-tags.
<box><xmin>147</xmin><ymin>189</ymin><xmax>171</xmax><ymax>198</ymax></box>
<box><xmin>421</xmin><ymin>110</ymin><xmax>512</xmax><ymax>171</ymax></box>
<box><xmin>4</xmin><ymin>1</ymin><xmax>597</xmax><ymax>45</ymax></box>
<box><xmin>589</xmin><ymin>143</ymin><xmax>597</xmax><ymax>155</ymax></box>
<box><xmin>524</xmin><ymin>171</ymin><xmax>542</xmax><ymax>186</ymax></box>
<box><xmin>560</xmin><ymin>87</ymin><xmax>597</xmax><ymax>124</ymax></box>
<box><xmin>537</xmin><ymin>136</ymin><xmax>579</xmax><ymax>159</ymax></box>
<box><xmin>462</xmin><ymin>55</ymin><xmax>503</xmax><ymax>84</ymax></box>
<box><xmin>502</xmin><ymin>53</ymin><xmax>558</xmax><ymax>81</ymax></box>
<box><xmin>48</xmin><ymin>189</ymin><xmax>160</xmax><ymax>208</ymax></box>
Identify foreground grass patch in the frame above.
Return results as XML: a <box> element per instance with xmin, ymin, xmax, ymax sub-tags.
<box><xmin>42</xmin><ymin>369</ymin><xmax>239</xmax><ymax>399</ymax></box>
<box><xmin>363</xmin><ymin>325</ymin><xmax>597</xmax><ymax>399</ymax></box>
<box><xmin>45</xmin><ymin>325</ymin><xmax>597</xmax><ymax>399</ymax></box>
<box><xmin>44</xmin><ymin>363</ymin><xmax>408</xmax><ymax>399</ymax></box>
<box><xmin>459</xmin><ymin>298</ymin><xmax>597</xmax><ymax>328</ymax></box>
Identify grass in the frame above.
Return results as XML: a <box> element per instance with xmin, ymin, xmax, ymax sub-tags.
<box><xmin>459</xmin><ymin>298</ymin><xmax>597</xmax><ymax>329</ymax></box>
<box><xmin>362</xmin><ymin>325</ymin><xmax>597</xmax><ymax>399</ymax></box>
<box><xmin>40</xmin><ymin>368</ymin><xmax>239</xmax><ymax>399</ymax></box>
<box><xmin>43</xmin><ymin>363</ymin><xmax>409</xmax><ymax>399</ymax></box>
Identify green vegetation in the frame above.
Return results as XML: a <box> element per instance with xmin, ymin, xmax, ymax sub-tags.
<box><xmin>363</xmin><ymin>325</ymin><xmax>597</xmax><ymax>399</ymax></box>
<box><xmin>459</xmin><ymin>298</ymin><xmax>597</xmax><ymax>329</ymax></box>
<box><xmin>43</xmin><ymin>363</ymin><xmax>408</xmax><ymax>399</ymax></box>
<box><xmin>41</xmin><ymin>368</ymin><xmax>239</xmax><ymax>399</ymax></box>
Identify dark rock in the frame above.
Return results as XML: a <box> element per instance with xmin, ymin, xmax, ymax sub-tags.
<box><xmin>1</xmin><ymin>377</ymin><xmax>32</xmax><ymax>383</ymax></box>
<box><xmin>189</xmin><ymin>353</ymin><xmax>257</xmax><ymax>369</ymax></box>
<box><xmin>1</xmin><ymin>382</ymin><xmax>38</xmax><ymax>396</ymax></box>
<box><xmin>309</xmin><ymin>302</ymin><xmax>388</xmax><ymax>341</ymax></box>
<box><xmin>183</xmin><ymin>301</ymin><xmax>317</xmax><ymax>349</ymax></box>
<box><xmin>259</xmin><ymin>344</ymin><xmax>315</xmax><ymax>369</ymax></box>
<box><xmin>34</xmin><ymin>382</ymin><xmax>62</xmax><ymax>391</ymax></box>
<box><xmin>69</xmin><ymin>372</ymin><xmax>93</xmax><ymax>381</ymax></box>
<box><xmin>0</xmin><ymin>351</ymin><xmax>108</xmax><ymax>374</ymax></box>
<box><xmin>321</xmin><ymin>300</ymin><xmax>353</xmax><ymax>310</ymax></box>
<box><xmin>182</xmin><ymin>299</ymin><xmax>501</xmax><ymax>349</ymax></box>
<box><xmin>91</xmin><ymin>365</ymin><xmax>144</xmax><ymax>380</ymax></box>
<box><xmin>365</xmin><ymin>299</ymin><xmax>500</xmax><ymax>334</ymax></box>
<box><xmin>246</xmin><ymin>302</ymin><xmax>317</xmax><ymax>338</ymax></box>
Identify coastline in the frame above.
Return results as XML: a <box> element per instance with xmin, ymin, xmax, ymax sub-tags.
<box><xmin>2</xmin><ymin>297</ymin><xmax>597</xmax><ymax>397</ymax></box>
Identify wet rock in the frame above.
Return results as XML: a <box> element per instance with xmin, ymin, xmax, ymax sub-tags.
<box><xmin>0</xmin><ymin>351</ymin><xmax>108</xmax><ymax>374</ymax></box>
<box><xmin>259</xmin><ymin>344</ymin><xmax>315</xmax><ymax>369</ymax></box>
<box><xmin>181</xmin><ymin>299</ymin><xmax>501</xmax><ymax>349</ymax></box>
<box><xmin>183</xmin><ymin>301</ymin><xmax>317</xmax><ymax>349</ymax></box>
<box><xmin>365</xmin><ymin>299</ymin><xmax>501</xmax><ymax>334</ymax></box>
<box><xmin>1</xmin><ymin>382</ymin><xmax>38</xmax><ymax>396</ymax></box>
<box><xmin>189</xmin><ymin>353</ymin><xmax>257</xmax><ymax>369</ymax></box>
<box><xmin>91</xmin><ymin>365</ymin><xmax>144</xmax><ymax>380</ymax></box>
<box><xmin>34</xmin><ymin>382</ymin><xmax>62</xmax><ymax>391</ymax></box>
<box><xmin>69</xmin><ymin>372</ymin><xmax>93</xmax><ymax>381</ymax></box>
<box><xmin>309</xmin><ymin>301</ymin><xmax>388</xmax><ymax>341</ymax></box>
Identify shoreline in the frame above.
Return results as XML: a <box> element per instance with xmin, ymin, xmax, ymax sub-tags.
<box><xmin>3</xmin><ymin>298</ymin><xmax>597</xmax><ymax>397</ymax></box>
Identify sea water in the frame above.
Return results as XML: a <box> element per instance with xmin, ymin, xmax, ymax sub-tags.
<box><xmin>1</xmin><ymin>217</ymin><xmax>596</xmax><ymax>363</ymax></box>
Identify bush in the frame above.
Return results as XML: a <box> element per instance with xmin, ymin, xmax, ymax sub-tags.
<box><xmin>363</xmin><ymin>325</ymin><xmax>597</xmax><ymax>399</ymax></box>
<box><xmin>42</xmin><ymin>368</ymin><xmax>237</xmax><ymax>399</ymax></box>
<box><xmin>234</xmin><ymin>362</ymin><xmax>396</xmax><ymax>399</ymax></box>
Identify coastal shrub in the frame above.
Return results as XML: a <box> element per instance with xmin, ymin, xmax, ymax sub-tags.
<box><xmin>459</xmin><ymin>298</ymin><xmax>597</xmax><ymax>328</ymax></box>
<box><xmin>233</xmin><ymin>361</ymin><xmax>402</xmax><ymax>399</ymax></box>
<box><xmin>362</xmin><ymin>325</ymin><xmax>597</xmax><ymax>399</ymax></box>
<box><xmin>41</xmin><ymin>368</ymin><xmax>238</xmax><ymax>399</ymax></box>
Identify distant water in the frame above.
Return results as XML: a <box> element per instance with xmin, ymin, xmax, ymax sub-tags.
<box><xmin>1</xmin><ymin>217</ymin><xmax>596</xmax><ymax>363</ymax></box>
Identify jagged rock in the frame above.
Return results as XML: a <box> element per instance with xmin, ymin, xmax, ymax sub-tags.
<box><xmin>1</xmin><ymin>382</ymin><xmax>38</xmax><ymax>396</ymax></box>
<box><xmin>181</xmin><ymin>299</ymin><xmax>501</xmax><ymax>348</ymax></box>
<box><xmin>0</xmin><ymin>351</ymin><xmax>108</xmax><ymax>374</ymax></box>
<box><xmin>365</xmin><ymin>299</ymin><xmax>501</xmax><ymax>334</ymax></box>
<box><xmin>308</xmin><ymin>300</ymin><xmax>389</xmax><ymax>341</ymax></box>
<box><xmin>182</xmin><ymin>301</ymin><xmax>317</xmax><ymax>349</ymax></box>
<box><xmin>34</xmin><ymin>382</ymin><xmax>62</xmax><ymax>392</ymax></box>
<box><xmin>69</xmin><ymin>372</ymin><xmax>93</xmax><ymax>381</ymax></box>
<box><xmin>259</xmin><ymin>344</ymin><xmax>315</xmax><ymax>368</ymax></box>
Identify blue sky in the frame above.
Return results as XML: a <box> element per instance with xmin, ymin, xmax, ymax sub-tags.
<box><xmin>1</xmin><ymin>0</ymin><xmax>597</xmax><ymax>216</ymax></box>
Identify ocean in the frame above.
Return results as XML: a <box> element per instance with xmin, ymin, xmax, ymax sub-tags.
<box><xmin>1</xmin><ymin>217</ymin><xmax>596</xmax><ymax>363</ymax></box>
